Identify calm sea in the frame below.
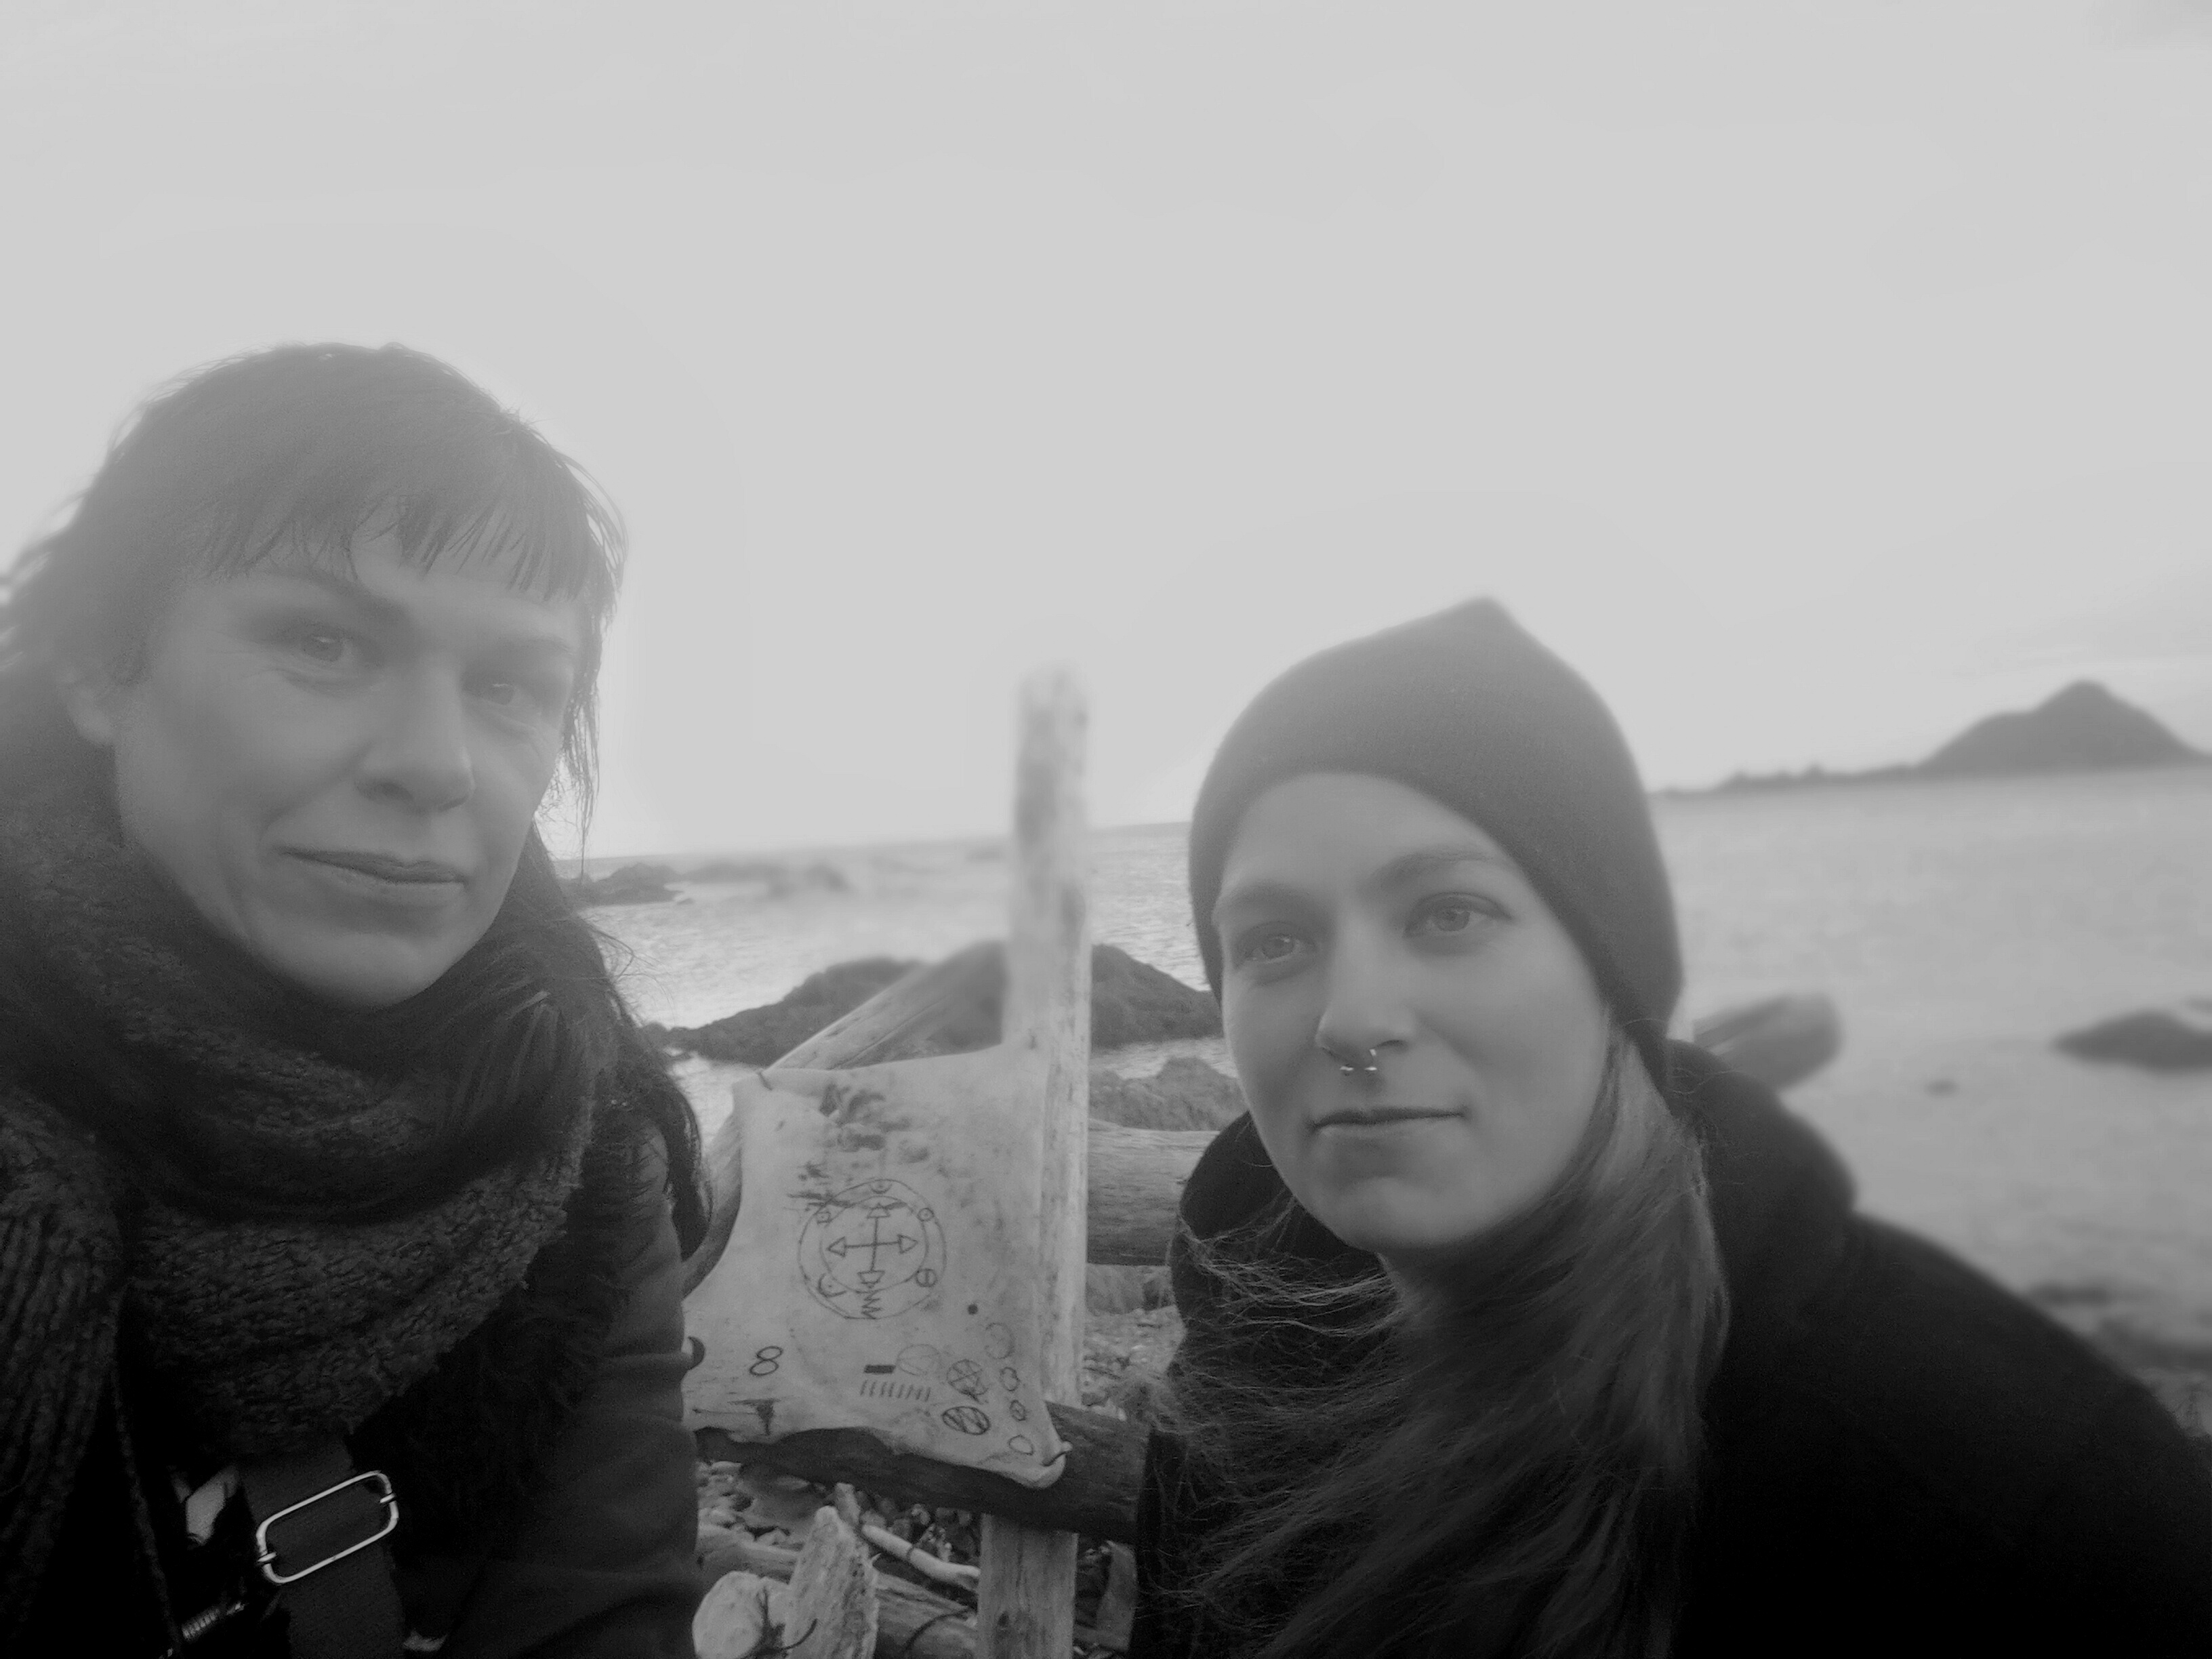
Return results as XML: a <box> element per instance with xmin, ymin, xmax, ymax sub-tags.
<box><xmin>592</xmin><ymin>769</ymin><xmax>2212</xmax><ymax>1343</ymax></box>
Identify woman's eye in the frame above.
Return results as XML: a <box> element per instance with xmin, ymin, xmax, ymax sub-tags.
<box><xmin>292</xmin><ymin>630</ymin><xmax>353</xmax><ymax>666</ymax></box>
<box><xmin>1234</xmin><ymin>929</ymin><xmax>1310</xmax><ymax>967</ymax></box>
<box><xmin>473</xmin><ymin>673</ymin><xmax>561</xmax><ymax>720</ymax></box>
<box><xmin>1411</xmin><ymin>895</ymin><xmax>1501</xmax><ymax>937</ymax></box>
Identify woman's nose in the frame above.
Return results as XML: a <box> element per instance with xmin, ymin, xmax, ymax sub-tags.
<box><xmin>1313</xmin><ymin>924</ymin><xmax>1418</xmax><ymax>1058</ymax></box>
<box><xmin>357</xmin><ymin>676</ymin><xmax>475</xmax><ymax>810</ymax></box>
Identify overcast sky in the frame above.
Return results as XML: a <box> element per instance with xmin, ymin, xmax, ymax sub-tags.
<box><xmin>7</xmin><ymin>1</ymin><xmax>2211</xmax><ymax>856</ymax></box>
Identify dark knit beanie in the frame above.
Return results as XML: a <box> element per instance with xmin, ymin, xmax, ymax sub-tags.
<box><xmin>1187</xmin><ymin>598</ymin><xmax>1682</xmax><ymax>1090</ymax></box>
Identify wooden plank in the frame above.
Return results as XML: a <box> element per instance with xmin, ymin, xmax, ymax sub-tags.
<box><xmin>981</xmin><ymin>671</ymin><xmax>1090</xmax><ymax>1659</ymax></box>
<box><xmin>1084</xmin><ymin>1123</ymin><xmax>1208</xmax><ymax>1267</ymax></box>
<box><xmin>696</xmin><ymin>1396</ymin><xmax>1145</xmax><ymax>1544</ymax></box>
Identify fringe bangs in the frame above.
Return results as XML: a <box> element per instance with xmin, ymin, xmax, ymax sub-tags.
<box><xmin>1</xmin><ymin>343</ymin><xmax>623</xmax><ymax>813</ymax></box>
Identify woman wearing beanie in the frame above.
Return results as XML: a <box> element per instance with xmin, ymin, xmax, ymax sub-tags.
<box><xmin>0</xmin><ymin>345</ymin><xmax>708</xmax><ymax>1657</ymax></box>
<box><xmin>1132</xmin><ymin>600</ymin><xmax>2209</xmax><ymax>1659</ymax></box>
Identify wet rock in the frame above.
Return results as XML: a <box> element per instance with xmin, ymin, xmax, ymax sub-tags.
<box><xmin>2054</xmin><ymin>1002</ymin><xmax>2212</xmax><ymax>1073</ymax></box>
<box><xmin>1692</xmin><ymin>994</ymin><xmax>1840</xmax><ymax>1092</ymax></box>
<box><xmin>661</xmin><ymin>958</ymin><xmax>924</xmax><ymax>1065</ymax></box>
<box><xmin>1088</xmin><ymin>946</ymin><xmax>1221</xmax><ymax>1048</ymax></box>
<box><xmin>1089</xmin><ymin>1055</ymin><xmax>1244</xmax><ymax>1131</ymax></box>
<box><xmin>656</xmin><ymin>945</ymin><xmax>1220</xmax><ymax>1063</ymax></box>
<box><xmin>737</xmin><ymin>1467</ymin><xmax>835</xmax><ymax>1541</ymax></box>
<box><xmin>563</xmin><ymin>861</ymin><xmax>680</xmax><ymax>907</ymax></box>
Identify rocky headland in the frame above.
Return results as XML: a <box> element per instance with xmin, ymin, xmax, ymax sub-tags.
<box><xmin>1680</xmin><ymin>680</ymin><xmax>2206</xmax><ymax>796</ymax></box>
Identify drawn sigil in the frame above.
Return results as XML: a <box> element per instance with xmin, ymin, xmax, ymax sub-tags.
<box><xmin>945</xmin><ymin>1358</ymin><xmax>987</xmax><ymax>1399</ymax></box>
<box><xmin>794</xmin><ymin>1176</ymin><xmax>948</xmax><ymax>1321</ymax></box>
<box><xmin>941</xmin><ymin>1404</ymin><xmax>991</xmax><ymax>1436</ymax></box>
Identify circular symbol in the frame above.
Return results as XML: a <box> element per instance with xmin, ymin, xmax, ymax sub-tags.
<box><xmin>896</xmin><ymin>1344</ymin><xmax>943</xmax><ymax>1378</ymax></box>
<box><xmin>941</xmin><ymin>1404</ymin><xmax>991</xmax><ymax>1435</ymax></box>
<box><xmin>945</xmin><ymin>1358</ymin><xmax>987</xmax><ymax>1399</ymax></box>
<box><xmin>1008</xmin><ymin>1399</ymin><xmax>1028</xmax><ymax>1422</ymax></box>
<box><xmin>982</xmin><ymin>1323</ymin><xmax>1015</xmax><ymax>1360</ymax></box>
<box><xmin>1008</xmin><ymin>1434</ymin><xmax>1036</xmax><ymax>1457</ymax></box>
<box><xmin>796</xmin><ymin>1178</ymin><xmax>947</xmax><ymax>1321</ymax></box>
<box><xmin>748</xmin><ymin>1346</ymin><xmax>783</xmax><ymax>1378</ymax></box>
<box><xmin>999</xmin><ymin>1366</ymin><xmax>1021</xmax><ymax>1392</ymax></box>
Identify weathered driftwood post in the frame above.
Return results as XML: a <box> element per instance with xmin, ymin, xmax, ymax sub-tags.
<box><xmin>982</xmin><ymin>670</ymin><xmax>1090</xmax><ymax>1659</ymax></box>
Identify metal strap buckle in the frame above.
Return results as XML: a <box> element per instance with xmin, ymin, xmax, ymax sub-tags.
<box><xmin>253</xmin><ymin>1470</ymin><xmax>399</xmax><ymax>1587</ymax></box>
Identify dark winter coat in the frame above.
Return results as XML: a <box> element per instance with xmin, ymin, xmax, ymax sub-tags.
<box><xmin>1134</xmin><ymin>1044</ymin><xmax>2212</xmax><ymax>1658</ymax></box>
<box><xmin>4</xmin><ymin>1103</ymin><xmax>701</xmax><ymax>1658</ymax></box>
<box><xmin>0</xmin><ymin>769</ymin><xmax>704</xmax><ymax>1657</ymax></box>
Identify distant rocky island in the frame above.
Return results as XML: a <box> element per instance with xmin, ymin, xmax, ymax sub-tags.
<box><xmin>1680</xmin><ymin>681</ymin><xmax>2206</xmax><ymax>797</ymax></box>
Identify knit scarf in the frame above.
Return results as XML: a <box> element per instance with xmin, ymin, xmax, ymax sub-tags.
<box><xmin>0</xmin><ymin>775</ymin><xmax>624</xmax><ymax>1628</ymax></box>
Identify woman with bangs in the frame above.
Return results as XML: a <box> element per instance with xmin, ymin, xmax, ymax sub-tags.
<box><xmin>0</xmin><ymin>344</ymin><xmax>708</xmax><ymax>1657</ymax></box>
<box><xmin>1132</xmin><ymin>600</ymin><xmax>2208</xmax><ymax>1658</ymax></box>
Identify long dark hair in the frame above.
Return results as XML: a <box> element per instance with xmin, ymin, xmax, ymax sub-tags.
<box><xmin>1158</xmin><ymin>1033</ymin><xmax>1727</xmax><ymax>1658</ymax></box>
<box><xmin>0</xmin><ymin>342</ymin><xmax>705</xmax><ymax>1250</ymax></box>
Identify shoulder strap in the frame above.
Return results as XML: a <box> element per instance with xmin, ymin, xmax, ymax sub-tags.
<box><xmin>237</xmin><ymin>1443</ymin><xmax>405</xmax><ymax>1659</ymax></box>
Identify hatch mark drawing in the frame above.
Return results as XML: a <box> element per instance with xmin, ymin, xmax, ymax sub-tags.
<box><xmin>859</xmin><ymin>1378</ymin><xmax>933</xmax><ymax>1402</ymax></box>
<box><xmin>796</xmin><ymin>1177</ymin><xmax>947</xmax><ymax>1320</ymax></box>
<box><xmin>941</xmin><ymin>1404</ymin><xmax>991</xmax><ymax>1435</ymax></box>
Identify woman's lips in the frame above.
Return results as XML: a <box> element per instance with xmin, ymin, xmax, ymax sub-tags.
<box><xmin>287</xmin><ymin>849</ymin><xmax>467</xmax><ymax>907</ymax></box>
<box><xmin>1313</xmin><ymin>1105</ymin><xmax>1462</xmax><ymax>1130</ymax></box>
<box><xmin>295</xmin><ymin>849</ymin><xmax>464</xmax><ymax>881</ymax></box>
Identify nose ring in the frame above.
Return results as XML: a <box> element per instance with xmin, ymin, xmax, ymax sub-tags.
<box><xmin>1320</xmin><ymin>1040</ymin><xmax>1382</xmax><ymax>1079</ymax></box>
